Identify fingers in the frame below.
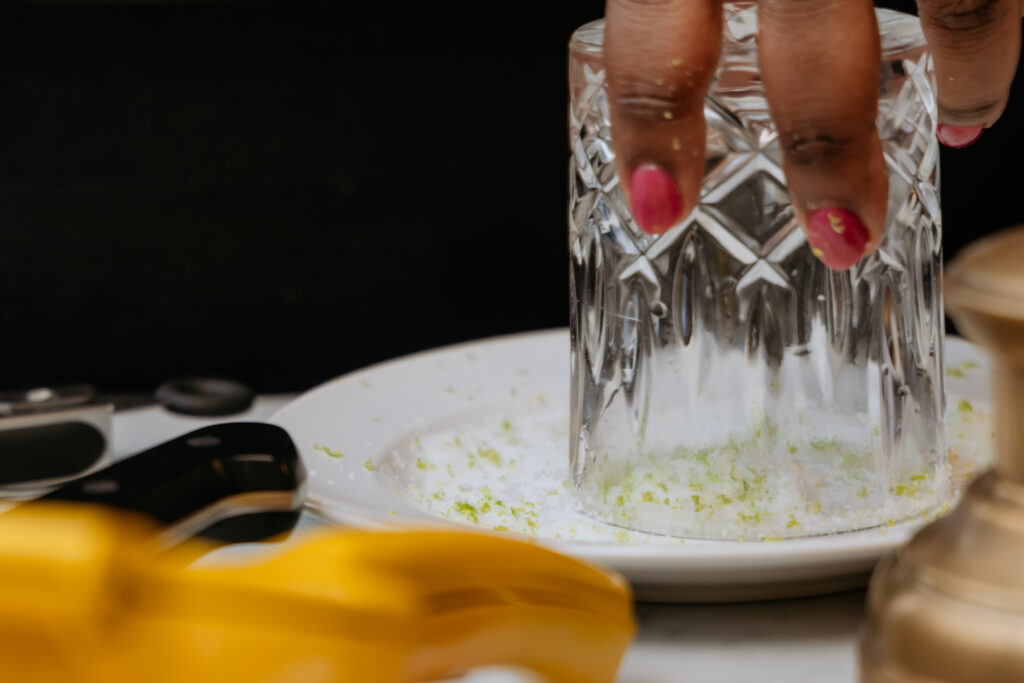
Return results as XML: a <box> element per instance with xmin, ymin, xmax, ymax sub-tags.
<box><xmin>916</xmin><ymin>0</ymin><xmax>1021</xmax><ymax>144</ymax></box>
<box><xmin>759</xmin><ymin>0</ymin><xmax>887</xmax><ymax>269</ymax></box>
<box><xmin>604</xmin><ymin>0</ymin><xmax>722</xmax><ymax>235</ymax></box>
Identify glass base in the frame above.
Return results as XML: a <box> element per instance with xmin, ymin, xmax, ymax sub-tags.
<box><xmin>574</xmin><ymin>407</ymin><xmax>950</xmax><ymax>541</ymax></box>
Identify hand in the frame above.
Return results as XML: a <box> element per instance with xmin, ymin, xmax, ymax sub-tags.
<box><xmin>604</xmin><ymin>0</ymin><xmax>1021</xmax><ymax>269</ymax></box>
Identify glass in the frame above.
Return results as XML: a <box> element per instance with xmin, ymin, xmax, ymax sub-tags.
<box><xmin>568</xmin><ymin>3</ymin><xmax>946</xmax><ymax>540</ymax></box>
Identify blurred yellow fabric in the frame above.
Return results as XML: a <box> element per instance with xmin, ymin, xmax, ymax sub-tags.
<box><xmin>0</xmin><ymin>504</ymin><xmax>634</xmax><ymax>682</ymax></box>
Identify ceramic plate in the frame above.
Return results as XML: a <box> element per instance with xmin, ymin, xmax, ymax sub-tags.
<box><xmin>270</xmin><ymin>330</ymin><xmax>993</xmax><ymax>601</ymax></box>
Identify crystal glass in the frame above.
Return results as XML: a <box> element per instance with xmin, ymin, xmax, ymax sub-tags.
<box><xmin>568</xmin><ymin>3</ymin><xmax>946</xmax><ymax>540</ymax></box>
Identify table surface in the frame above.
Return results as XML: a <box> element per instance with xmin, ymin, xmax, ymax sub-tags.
<box><xmin>113</xmin><ymin>396</ymin><xmax>864</xmax><ymax>683</ymax></box>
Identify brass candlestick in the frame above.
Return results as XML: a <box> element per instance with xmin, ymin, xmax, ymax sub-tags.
<box><xmin>861</xmin><ymin>226</ymin><xmax>1024</xmax><ymax>682</ymax></box>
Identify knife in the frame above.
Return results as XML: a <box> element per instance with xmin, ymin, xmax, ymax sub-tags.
<box><xmin>34</xmin><ymin>422</ymin><xmax>305</xmax><ymax>546</ymax></box>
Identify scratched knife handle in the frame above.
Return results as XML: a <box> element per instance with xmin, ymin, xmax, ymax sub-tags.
<box><xmin>39</xmin><ymin>423</ymin><xmax>305</xmax><ymax>545</ymax></box>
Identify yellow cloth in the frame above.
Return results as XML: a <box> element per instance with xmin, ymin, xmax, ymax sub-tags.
<box><xmin>0</xmin><ymin>504</ymin><xmax>634</xmax><ymax>682</ymax></box>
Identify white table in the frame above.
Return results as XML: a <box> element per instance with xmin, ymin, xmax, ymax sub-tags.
<box><xmin>114</xmin><ymin>398</ymin><xmax>864</xmax><ymax>683</ymax></box>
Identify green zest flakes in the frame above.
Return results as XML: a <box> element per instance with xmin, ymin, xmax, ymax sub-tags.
<box><xmin>476</xmin><ymin>447</ymin><xmax>502</xmax><ymax>466</ymax></box>
<box><xmin>402</xmin><ymin>400</ymin><xmax>994</xmax><ymax>544</ymax></box>
<box><xmin>451</xmin><ymin>501</ymin><xmax>479</xmax><ymax>523</ymax></box>
<box><xmin>313</xmin><ymin>444</ymin><xmax>342</xmax><ymax>458</ymax></box>
<box><xmin>947</xmin><ymin>360</ymin><xmax>978</xmax><ymax>378</ymax></box>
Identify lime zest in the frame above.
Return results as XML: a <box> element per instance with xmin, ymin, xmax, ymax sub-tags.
<box><xmin>477</xmin><ymin>447</ymin><xmax>503</xmax><ymax>466</ymax></box>
<box><xmin>451</xmin><ymin>501</ymin><xmax>479</xmax><ymax>523</ymax></box>
<box><xmin>313</xmin><ymin>444</ymin><xmax>342</xmax><ymax>458</ymax></box>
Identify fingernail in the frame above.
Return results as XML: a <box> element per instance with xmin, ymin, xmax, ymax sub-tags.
<box><xmin>937</xmin><ymin>124</ymin><xmax>983</xmax><ymax>149</ymax></box>
<box><xmin>630</xmin><ymin>164</ymin><xmax>683</xmax><ymax>235</ymax></box>
<box><xmin>807</xmin><ymin>208</ymin><xmax>869</xmax><ymax>270</ymax></box>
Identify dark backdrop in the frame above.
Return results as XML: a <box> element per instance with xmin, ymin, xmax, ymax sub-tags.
<box><xmin>0</xmin><ymin>0</ymin><xmax>1019</xmax><ymax>394</ymax></box>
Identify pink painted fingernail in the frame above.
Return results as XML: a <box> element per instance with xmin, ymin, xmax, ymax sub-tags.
<box><xmin>630</xmin><ymin>164</ymin><xmax>683</xmax><ymax>235</ymax></box>
<box><xmin>937</xmin><ymin>124</ymin><xmax>983</xmax><ymax>149</ymax></box>
<box><xmin>807</xmin><ymin>207</ymin><xmax>869</xmax><ymax>270</ymax></box>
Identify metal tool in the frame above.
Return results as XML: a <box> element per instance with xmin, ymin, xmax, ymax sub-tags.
<box><xmin>0</xmin><ymin>385</ymin><xmax>113</xmax><ymax>495</ymax></box>
<box><xmin>0</xmin><ymin>377</ymin><xmax>258</xmax><ymax>497</ymax></box>
<box><xmin>861</xmin><ymin>226</ymin><xmax>1024</xmax><ymax>681</ymax></box>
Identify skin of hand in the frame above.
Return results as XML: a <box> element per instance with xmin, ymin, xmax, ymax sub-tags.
<box><xmin>604</xmin><ymin>0</ymin><xmax>1021</xmax><ymax>269</ymax></box>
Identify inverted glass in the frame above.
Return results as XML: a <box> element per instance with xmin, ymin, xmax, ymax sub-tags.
<box><xmin>568</xmin><ymin>3</ymin><xmax>947</xmax><ymax>540</ymax></box>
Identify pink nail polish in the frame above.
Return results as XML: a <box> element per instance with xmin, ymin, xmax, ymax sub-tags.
<box><xmin>630</xmin><ymin>164</ymin><xmax>683</xmax><ymax>235</ymax></box>
<box><xmin>807</xmin><ymin>208</ymin><xmax>869</xmax><ymax>270</ymax></box>
<box><xmin>937</xmin><ymin>124</ymin><xmax>983</xmax><ymax>149</ymax></box>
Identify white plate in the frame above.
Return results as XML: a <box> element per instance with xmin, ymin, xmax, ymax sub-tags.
<box><xmin>270</xmin><ymin>330</ymin><xmax>994</xmax><ymax>601</ymax></box>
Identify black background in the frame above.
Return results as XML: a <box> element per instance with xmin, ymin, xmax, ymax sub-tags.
<box><xmin>0</xmin><ymin>0</ymin><xmax>1019</xmax><ymax>394</ymax></box>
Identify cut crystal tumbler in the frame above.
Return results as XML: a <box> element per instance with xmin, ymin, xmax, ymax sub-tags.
<box><xmin>568</xmin><ymin>3</ymin><xmax>947</xmax><ymax>540</ymax></box>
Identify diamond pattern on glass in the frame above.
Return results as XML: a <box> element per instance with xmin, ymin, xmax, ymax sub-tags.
<box><xmin>569</xmin><ymin>9</ymin><xmax>945</xmax><ymax>540</ymax></box>
<box><xmin>708</xmin><ymin>167</ymin><xmax>792</xmax><ymax>246</ymax></box>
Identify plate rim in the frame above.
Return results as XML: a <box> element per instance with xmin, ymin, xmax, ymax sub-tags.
<box><xmin>271</xmin><ymin>329</ymin><xmax>981</xmax><ymax>570</ymax></box>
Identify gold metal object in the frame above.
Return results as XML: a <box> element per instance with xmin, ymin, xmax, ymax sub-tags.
<box><xmin>861</xmin><ymin>226</ymin><xmax>1024</xmax><ymax>682</ymax></box>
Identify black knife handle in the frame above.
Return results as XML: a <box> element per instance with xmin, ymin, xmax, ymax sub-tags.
<box><xmin>0</xmin><ymin>421</ymin><xmax>106</xmax><ymax>486</ymax></box>
<box><xmin>39</xmin><ymin>422</ymin><xmax>305</xmax><ymax>545</ymax></box>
